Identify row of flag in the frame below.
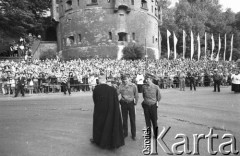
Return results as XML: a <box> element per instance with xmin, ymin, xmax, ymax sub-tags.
<box><xmin>166</xmin><ymin>30</ymin><xmax>234</xmax><ymax>61</ymax></box>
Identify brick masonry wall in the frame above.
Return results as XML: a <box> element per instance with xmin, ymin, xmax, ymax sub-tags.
<box><xmin>32</xmin><ymin>41</ymin><xmax>58</xmax><ymax>59</ymax></box>
<box><xmin>52</xmin><ymin>0</ymin><xmax>160</xmax><ymax>60</ymax></box>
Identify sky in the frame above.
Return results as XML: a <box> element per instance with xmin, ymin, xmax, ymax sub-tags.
<box><xmin>170</xmin><ymin>0</ymin><xmax>240</xmax><ymax>13</ymax></box>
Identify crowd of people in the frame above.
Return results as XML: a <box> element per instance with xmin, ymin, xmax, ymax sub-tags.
<box><xmin>0</xmin><ymin>58</ymin><xmax>240</xmax><ymax>96</ymax></box>
<box><xmin>1</xmin><ymin>33</ymin><xmax>41</xmax><ymax>59</ymax></box>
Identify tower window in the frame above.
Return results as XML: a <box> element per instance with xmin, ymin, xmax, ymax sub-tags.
<box><xmin>62</xmin><ymin>38</ymin><xmax>65</xmax><ymax>46</ymax></box>
<box><xmin>78</xmin><ymin>34</ymin><xmax>82</xmax><ymax>43</ymax></box>
<box><xmin>67</xmin><ymin>35</ymin><xmax>74</xmax><ymax>46</ymax></box>
<box><xmin>152</xmin><ymin>36</ymin><xmax>154</xmax><ymax>43</ymax></box>
<box><xmin>67</xmin><ymin>18</ymin><xmax>71</xmax><ymax>24</ymax></box>
<box><xmin>61</xmin><ymin>5</ymin><xmax>64</xmax><ymax>14</ymax></box>
<box><xmin>92</xmin><ymin>0</ymin><xmax>98</xmax><ymax>3</ymax></box>
<box><xmin>66</xmin><ymin>0</ymin><xmax>72</xmax><ymax>11</ymax></box>
<box><xmin>87</xmin><ymin>0</ymin><xmax>98</xmax><ymax>6</ymax></box>
<box><xmin>109</xmin><ymin>32</ymin><xmax>112</xmax><ymax>40</ymax></box>
<box><xmin>132</xmin><ymin>33</ymin><xmax>135</xmax><ymax>41</ymax></box>
<box><xmin>118</xmin><ymin>32</ymin><xmax>127</xmax><ymax>42</ymax></box>
<box><xmin>131</xmin><ymin>0</ymin><xmax>134</xmax><ymax>5</ymax></box>
<box><xmin>78</xmin><ymin>0</ymin><xmax>80</xmax><ymax>6</ymax></box>
<box><xmin>141</xmin><ymin>0</ymin><xmax>148</xmax><ymax>10</ymax></box>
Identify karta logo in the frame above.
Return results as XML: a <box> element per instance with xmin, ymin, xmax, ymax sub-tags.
<box><xmin>142</xmin><ymin>126</ymin><xmax>239</xmax><ymax>155</ymax></box>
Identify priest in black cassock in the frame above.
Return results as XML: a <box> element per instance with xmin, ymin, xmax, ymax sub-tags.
<box><xmin>91</xmin><ymin>74</ymin><xmax>125</xmax><ymax>149</ymax></box>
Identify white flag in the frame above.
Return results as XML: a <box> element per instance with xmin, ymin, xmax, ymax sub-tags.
<box><xmin>211</xmin><ymin>34</ymin><xmax>215</xmax><ymax>60</ymax></box>
<box><xmin>167</xmin><ymin>29</ymin><xmax>171</xmax><ymax>59</ymax></box>
<box><xmin>215</xmin><ymin>34</ymin><xmax>221</xmax><ymax>61</ymax></box>
<box><xmin>191</xmin><ymin>30</ymin><xmax>194</xmax><ymax>60</ymax></box>
<box><xmin>197</xmin><ymin>33</ymin><xmax>201</xmax><ymax>61</ymax></box>
<box><xmin>204</xmin><ymin>32</ymin><xmax>207</xmax><ymax>59</ymax></box>
<box><xmin>173</xmin><ymin>32</ymin><xmax>178</xmax><ymax>60</ymax></box>
<box><xmin>229</xmin><ymin>34</ymin><xmax>233</xmax><ymax>61</ymax></box>
<box><xmin>224</xmin><ymin>34</ymin><xmax>226</xmax><ymax>61</ymax></box>
<box><xmin>158</xmin><ymin>30</ymin><xmax>162</xmax><ymax>59</ymax></box>
<box><xmin>183</xmin><ymin>30</ymin><xmax>186</xmax><ymax>59</ymax></box>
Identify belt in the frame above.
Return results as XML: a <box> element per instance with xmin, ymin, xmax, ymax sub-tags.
<box><xmin>120</xmin><ymin>99</ymin><xmax>134</xmax><ymax>104</ymax></box>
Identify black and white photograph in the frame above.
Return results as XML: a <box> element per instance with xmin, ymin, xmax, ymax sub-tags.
<box><xmin>0</xmin><ymin>0</ymin><xmax>240</xmax><ymax>155</ymax></box>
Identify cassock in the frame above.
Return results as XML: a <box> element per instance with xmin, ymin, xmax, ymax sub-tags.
<box><xmin>92</xmin><ymin>84</ymin><xmax>125</xmax><ymax>149</ymax></box>
<box><xmin>231</xmin><ymin>74</ymin><xmax>240</xmax><ymax>92</ymax></box>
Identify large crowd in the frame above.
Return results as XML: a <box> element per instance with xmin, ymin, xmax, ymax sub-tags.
<box><xmin>0</xmin><ymin>58</ymin><xmax>239</xmax><ymax>95</ymax></box>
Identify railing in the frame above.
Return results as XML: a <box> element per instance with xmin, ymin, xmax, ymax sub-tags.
<box><xmin>0</xmin><ymin>78</ymin><xmax>231</xmax><ymax>95</ymax></box>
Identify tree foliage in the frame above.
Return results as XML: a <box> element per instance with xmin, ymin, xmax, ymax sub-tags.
<box><xmin>159</xmin><ymin>0</ymin><xmax>240</xmax><ymax>60</ymax></box>
<box><xmin>122</xmin><ymin>43</ymin><xmax>145</xmax><ymax>60</ymax></box>
<box><xmin>0</xmin><ymin>0</ymin><xmax>52</xmax><ymax>37</ymax></box>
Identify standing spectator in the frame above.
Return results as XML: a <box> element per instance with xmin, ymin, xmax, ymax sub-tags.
<box><xmin>188</xmin><ymin>71</ymin><xmax>196</xmax><ymax>91</ymax></box>
<box><xmin>1</xmin><ymin>71</ymin><xmax>8</xmax><ymax>95</ymax></box>
<box><xmin>82</xmin><ymin>74</ymin><xmax>89</xmax><ymax>92</ymax></box>
<box><xmin>9</xmin><ymin>45</ymin><xmax>14</xmax><ymax>57</ymax></box>
<box><xmin>0</xmin><ymin>69</ymin><xmax>2</xmax><ymax>95</ymax></box>
<box><xmin>13</xmin><ymin>44</ymin><xmax>19</xmax><ymax>57</ymax></box>
<box><xmin>142</xmin><ymin>73</ymin><xmax>161</xmax><ymax>140</ymax></box>
<box><xmin>118</xmin><ymin>74</ymin><xmax>138</xmax><ymax>140</ymax></box>
<box><xmin>89</xmin><ymin>74</ymin><xmax>97</xmax><ymax>91</ymax></box>
<box><xmin>10</xmin><ymin>77</ymin><xmax>16</xmax><ymax>95</ymax></box>
<box><xmin>28</xmin><ymin>74</ymin><xmax>34</xmax><ymax>94</ymax></box>
<box><xmin>213</xmin><ymin>69</ymin><xmax>222</xmax><ymax>92</ymax></box>
<box><xmin>14</xmin><ymin>72</ymin><xmax>26</xmax><ymax>97</ymax></box>
<box><xmin>61</xmin><ymin>73</ymin><xmax>71</xmax><ymax>95</ymax></box>
<box><xmin>69</xmin><ymin>71</ymin><xmax>74</xmax><ymax>92</ymax></box>
<box><xmin>136</xmin><ymin>71</ymin><xmax>144</xmax><ymax>93</ymax></box>
<box><xmin>179</xmin><ymin>71</ymin><xmax>186</xmax><ymax>91</ymax></box>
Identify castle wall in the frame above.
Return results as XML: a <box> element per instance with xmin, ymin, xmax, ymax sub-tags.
<box><xmin>32</xmin><ymin>41</ymin><xmax>58</xmax><ymax>59</ymax></box>
<box><xmin>52</xmin><ymin>0</ymin><xmax>160</xmax><ymax>60</ymax></box>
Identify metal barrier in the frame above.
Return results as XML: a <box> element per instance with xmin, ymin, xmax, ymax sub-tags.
<box><xmin>0</xmin><ymin>76</ymin><xmax>232</xmax><ymax>95</ymax></box>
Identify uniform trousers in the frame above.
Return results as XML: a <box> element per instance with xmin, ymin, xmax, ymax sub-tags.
<box><xmin>137</xmin><ymin>84</ymin><xmax>143</xmax><ymax>93</ymax></box>
<box><xmin>142</xmin><ymin>103</ymin><xmax>158</xmax><ymax>138</ymax></box>
<box><xmin>120</xmin><ymin>100</ymin><xmax>136</xmax><ymax>138</ymax></box>
<box><xmin>179</xmin><ymin>79</ymin><xmax>185</xmax><ymax>91</ymax></box>
<box><xmin>15</xmin><ymin>85</ymin><xmax>25</xmax><ymax>97</ymax></box>
<box><xmin>61</xmin><ymin>82</ymin><xmax>71</xmax><ymax>95</ymax></box>
<box><xmin>214</xmin><ymin>80</ymin><xmax>221</xmax><ymax>92</ymax></box>
<box><xmin>189</xmin><ymin>80</ymin><xmax>196</xmax><ymax>91</ymax></box>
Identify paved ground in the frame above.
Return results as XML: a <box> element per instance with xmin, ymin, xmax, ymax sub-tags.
<box><xmin>0</xmin><ymin>87</ymin><xmax>239</xmax><ymax>156</ymax></box>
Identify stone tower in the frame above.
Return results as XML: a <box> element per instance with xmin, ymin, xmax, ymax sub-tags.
<box><xmin>52</xmin><ymin>0</ymin><xmax>161</xmax><ymax>59</ymax></box>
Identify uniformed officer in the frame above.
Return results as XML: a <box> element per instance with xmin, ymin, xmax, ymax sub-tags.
<box><xmin>142</xmin><ymin>73</ymin><xmax>161</xmax><ymax>139</ymax></box>
<box><xmin>118</xmin><ymin>74</ymin><xmax>139</xmax><ymax>140</ymax></box>
<box><xmin>187</xmin><ymin>71</ymin><xmax>197</xmax><ymax>91</ymax></box>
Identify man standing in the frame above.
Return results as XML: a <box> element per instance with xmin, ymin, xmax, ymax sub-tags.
<box><xmin>118</xmin><ymin>74</ymin><xmax>138</xmax><ymax>140</ymax></box>
<box><xmin>14</xmin><ymin>72</ymin><xmax>26</xmax><ymax>97</ymax></box>
<box><xmin>179</xmin><ymin>71</ymin><xmax>186</xmax><ymax>91</ymax></box>
<box><xmin>213</xmin><ymin>69</ymin><xmax>222</xmax><ymax>92</ymax></box>
<box><xmin>142</xmin><ymin>73</ymin><xmax>161</xmax><ymax>139</ymax></box>
<box><xmin>188</xmin><ymin>71</ymin><xmax>196</xmax><ymax>91</ymax></box>
<box><xmin>136</xmin><ymin>71</ymin><xmax>144</xmax><ymax>93</ymax></box>
<box><xmin>61</xmin><ymin>73</ymin><xmax>71</xmax><ymax>95</ymax></box>
<box><xmin>91</xmin><ymin>74</ymin><xmax>124</xmax><ymax>149</ymax></box>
